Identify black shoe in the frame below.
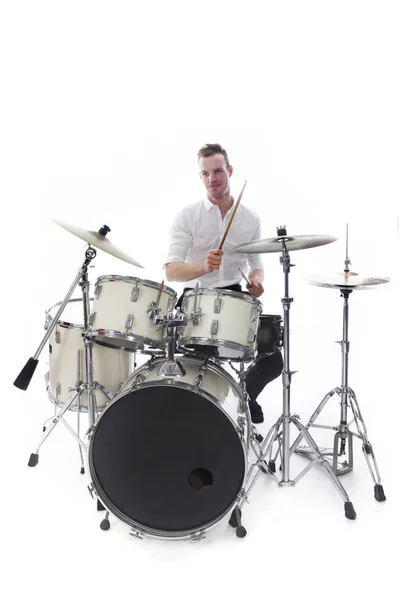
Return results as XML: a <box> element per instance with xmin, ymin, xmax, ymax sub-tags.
<box><xmin>248</xmin><ymin>399</ymin><xmax>264</xmax><ymax>424</ymax></box>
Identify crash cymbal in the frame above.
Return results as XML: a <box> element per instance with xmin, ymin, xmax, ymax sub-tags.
<box><xmin>233</xmin><ymin>234</ymin><xmax>338</xmax><ymax>254</ymax></box>
<box><xmin>52</xmin><ymin>219</ymin><xmax>144</xmax><ymax>268</ymax></box>
<box><xmin>307</xmin><ymin>273</ymin><xmax>390</xmax><ymax>290</ymax></box>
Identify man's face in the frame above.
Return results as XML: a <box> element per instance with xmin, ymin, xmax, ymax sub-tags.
<box><xmin>199</xmin><ymin>154</ymin><xmax>233</xmax><ymax>201</ymax></box>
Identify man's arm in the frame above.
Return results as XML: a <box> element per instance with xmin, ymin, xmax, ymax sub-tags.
<box><xmin>246</xmin><ymin>267</ymin><xmax>264</xmax><ymax>298</ymax></box>
<box><xmin>165</xmin><ymin>249</ymin><xmax>224</xmax><ymax>282</ymax></box>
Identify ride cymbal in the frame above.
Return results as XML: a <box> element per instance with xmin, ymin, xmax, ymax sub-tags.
<box><xmin>233</xmin><ymin>234</ymin><xmax>338</xmax><ymax>254</ymax></box>
<box><xmin>52</xmin><ymin>219</ymin><xmax>144</xmax><ymax>268</ymax></box>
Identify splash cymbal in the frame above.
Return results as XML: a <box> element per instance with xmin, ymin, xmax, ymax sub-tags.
<box><xmin>307</xmin><ymin>273</ymin><xmax>390</xmax><ymax>290</ymax></box>
<box><xmin>233</xmin><ymin>234</ymin><xmax>338</xmax><ymax>254</ymax></box>
<box><xmin>52</xmin><ymin>219</ymin><xmax>144</xmax><ymax>268</ymax></box>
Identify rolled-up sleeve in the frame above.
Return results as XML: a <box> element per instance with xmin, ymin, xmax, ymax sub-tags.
<box><xmin>164</xmin><ymin>209</ymin><xmax>193</xmax><ymax>266</ymax></box>
<box><xmin>247</xmin><ymin>215</ymin><xmax>264</xmax><ymax>271</ymax></box>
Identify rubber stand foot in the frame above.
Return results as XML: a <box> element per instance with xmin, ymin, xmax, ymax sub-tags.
<box><xmin>374</xmin><ymin>483</ymin><xmax>386</xmax><ymax>502</ymax></box>
<box><xmin>344</xmin><ymin>501</ymin><xmax>357</xmax><ymax>520</ymax></box>
<box><xmin>236</xmin><ymin>526</ymin><xmax>247</xmax><ymax>538</ymax></box>
<box><xmin>100</xmin><ymin>519</ymin><xmax>110</xmax><ymax>531</ymax></box>
<box><xmin>28</xmin><ymin>453</ymin><xmax>39</xmax><ymax>467</ymax></box>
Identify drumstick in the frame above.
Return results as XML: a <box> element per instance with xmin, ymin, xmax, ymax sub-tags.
<box><xmin>239</xmin><ymin>267</ymin><xmax>252</xmax><ymax>287</ymax></box>
<box><xmin>155</xmin><ymin>279</ymin><xmax>164</xmax><ymax>307</ymax></box>
<box><xmin>218</xmin><ymin>181</ymin><xmax>247</xmax><ymax>249</ymax></box>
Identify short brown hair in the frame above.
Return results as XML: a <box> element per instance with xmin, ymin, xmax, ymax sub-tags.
<box><xmin>197</xmin><ymin>143</ymin><xmax>230</xmax><ymax>168</ymax></box>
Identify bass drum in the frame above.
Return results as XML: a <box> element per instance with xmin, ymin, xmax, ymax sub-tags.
<box><xmin>88</xmin><ymin>355</ymin><xmax>249</xmax><ymax>539</ymax></box>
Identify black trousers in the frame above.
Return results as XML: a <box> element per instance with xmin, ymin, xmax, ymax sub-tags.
<box><xmin>176</xmin><ymin>284</ymin><xmax>283</xmax><ymax>404</ymax></box>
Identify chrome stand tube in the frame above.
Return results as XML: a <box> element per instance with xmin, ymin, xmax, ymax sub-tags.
<box><xmin>291</xmin><ymin>287</ymin><xmax>386</xmax><ymax>501</ymax></box>
<box><xmin>252</xmin><ymin>227</ymin><xmax>356</xmax><ymax>519</ymax></box>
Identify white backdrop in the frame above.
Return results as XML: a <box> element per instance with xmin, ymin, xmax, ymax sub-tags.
<box><xmin>2</xmin><ymin>2</ymin><xmax>400</xmax><ymax>599</ymax></box>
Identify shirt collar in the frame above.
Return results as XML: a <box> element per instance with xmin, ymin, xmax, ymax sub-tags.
<box><xmin>203</xmin><ymin>197</ymin><xmax>217</xmax><ymax>211</ymax></box>
<box><xmin>203</xmin><ymin>197</ymin><xmax>237</xmax><ymax>213</ymax></box>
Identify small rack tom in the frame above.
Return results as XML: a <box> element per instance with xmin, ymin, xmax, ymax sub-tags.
<box><xmin>179</xmin><ymin>288</ymin><xmax>262</xmax><ymax>360</ymax></box>
<box><xmin>87</xmin><ymin>275</ymin><xmax>177</xmax><ymax>352</ymax></box>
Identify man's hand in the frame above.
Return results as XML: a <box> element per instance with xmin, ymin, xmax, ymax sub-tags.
<box><xmin>246</xmin><ymin>279</ymin><xmax>264</xmax><ymax>298</ymax></box>
<box><xmin>204</xmin><ymin>248</ymin><xmax>223</xmax><ymax>273</ymax></box>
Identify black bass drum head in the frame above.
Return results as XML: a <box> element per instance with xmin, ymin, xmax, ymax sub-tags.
<box><xmin>88</xmin><ymin>382</ymin><xmax>246</xmax><ymax>537</ymax></box>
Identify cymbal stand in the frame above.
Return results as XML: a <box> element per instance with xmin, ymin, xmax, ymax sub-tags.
<box><xmin>256</xmin><ymin>227</ymin><xmax>357</xmax><ymax>518</ymax></box>
<box><xmin>291</xmin><ymin>231</ymin><xmax>386</xmax><ymax>502</ymax></box>
<box><xmin>16</xmin><ymin>245</ymin><xmax>113</xmax><ymax>470</ymax></box>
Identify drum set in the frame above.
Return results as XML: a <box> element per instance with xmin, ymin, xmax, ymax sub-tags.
<box><xmin>13</xmin><ymin>220</ymin><xmax>389</xmax><ymax>541</ymax></box>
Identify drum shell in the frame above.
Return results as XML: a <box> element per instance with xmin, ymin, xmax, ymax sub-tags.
<box><xmin>88</xmin><ymin>355</ymin><xmax>248</xmax><ymax>539</ymax></box>
<box><xmin>47</xmin><ymin>321</ymin><xmax>131</xmax><ymax>409</ymax></box>
<box><xmin>179</xmin><ymin>289</ymin><xmax>262</xmax><ymax>360</ymax></box>
<box><xmin>89</xmin><ymin>276</ymin><xmax>177</xmax><ymax>351</ymax></box>
<box><xmin>119</xmin><ymin>354</ymin><xmax>243</xmax><ymax>407</ymax></box>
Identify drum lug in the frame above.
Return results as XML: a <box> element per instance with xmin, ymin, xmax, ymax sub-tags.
<box><xmin>191</xmin><ymin>530</ymin><xmax>206</xmax><ymax>542</ymax></box>
<box><xmin>44</xmin><ymin>371</ymin><xmax>49</xmax><ymax>385</ymax></box>
<box><xmin>213</xmin><ymin>295</ymin><xmax>221</xmax><ymax>313</ymax></box>
<box><xmin>55</xmin><ymin>329</ymin><xmax>61</xmax><ymax>344</ymax></box>
<box><xmin>94</xmin><ymin>282</ymin><xmax>102</xmax><ymax>300</ymax></box>
<box><xmin>250</xmin><ymin>306</ymin><xmax>259</xmax><ymax>322</ymax></box>
<box><xmin>210</xmin><ymin>320</ymin><xmax>219</xmax><ymax>336</ymax></box>
<box><xmin>89</xmin><ymin>312</ymin><xmax>97</xmax><ymax>326</ymax></box>
<box><xmin>132</xmin><ymin>373</ymin><xmax>146</xmax><ymax>388</ymax></box>
<box><xmin>247</xmin><ymin>328</ymin><xmax>256</xmax><ymax>343</ymax></box>
<box><xmin>87</xmin><ymin>484</ymin><xmax>95</xmax><ymax>498</ymax></box>
<box><xmin>131</xmin><ymin>284</ymin><xmax>140</xmax><ymax>302</ymax></box>
<box><xmin>55</xmin><ymin>382</ymin><xmax>61</xmax><ymax>397</ymax></box>
<box><xmin>125</xmin><ymin>314</ymin><xmax>134</xmax><ymax>330</ymax></box>
<box><xmin>194</xmin><ymin>374</ymin><xmax>203</xmax><ymax>389</ymax></box>
<box><xmin>194</xmin><ymin>360</ymin><xmax>208</xmax><ymax>389</ymax></box>
<box><xmin>129</xmin><ymin>528</ymin><xmax>145</xmax><ymax>540</ymax></box>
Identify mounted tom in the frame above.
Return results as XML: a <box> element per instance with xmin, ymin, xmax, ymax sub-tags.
<box><xmin>179</xmin><ymin>287</ymin><xmax>262</xmax><ymax>361</ymax></box>
<box><xmin>87</xmin><ymin>275</ymin><xmax>177</xmax><ymax>353</ymax></box>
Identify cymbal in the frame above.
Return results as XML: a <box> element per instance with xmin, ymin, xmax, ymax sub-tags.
<box><xmin>307</xmin><ymin>273</ymin><xmax>390</xmax><ymax>290</ymax></box>
<box><xmin>52</xmin><ymin>219</ymin><xmax>144</xmax><ymax>268</ymax></box>
<box><xmin>233</xmin><ymin>234</ymin><xmax>338</xmax><ymax>254</ymax></box>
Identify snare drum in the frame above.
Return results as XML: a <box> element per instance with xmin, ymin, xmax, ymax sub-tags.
<box><xmin>45</xmin><ymin>299</ymin><xmax>131</xmax><ymax>410</ymax></box>
<box><xmin>87</xmin><ymin>276</ymin><xmax>177</xmax><ymax>352</ymax></box>
<box><xmin>179</xmin><ymin>288</ymin><xmax>262</xmax><ymax>360</ymax></box>
<box><xmin>88</xmin><ymin>354</ymin><xmax>248</xmax><ymax>540</ymax></box>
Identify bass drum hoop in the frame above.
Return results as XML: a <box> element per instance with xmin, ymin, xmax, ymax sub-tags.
<box><xmin>88</xmin><ymin>377</ymin><xmax>247</xmax><ymax>539</ymax></box>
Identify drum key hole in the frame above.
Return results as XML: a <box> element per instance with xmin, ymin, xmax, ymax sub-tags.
<box><xmin>188</xmin><ymin>468</ymin><xmax>213</xmax><ymax>491</ymax></box>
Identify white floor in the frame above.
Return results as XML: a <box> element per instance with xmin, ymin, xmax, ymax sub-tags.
<box><xmin>4</xmin><ymin>271</ymin><xmax>400</xmax><ymax>600</ymax></box>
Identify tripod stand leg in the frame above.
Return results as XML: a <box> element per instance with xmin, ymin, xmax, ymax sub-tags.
<box><xmin>348</xmin><ymin>389</ymin><xmax>386</xmax><ymax>501</ymax></box>
<box><xmin>292</xmin><ymin>417</ymin><xmax>357</xmax><ymax>519</ymax></box>
<box><xmin>28</xmin><ymin>385</ymin><xmax>85</xmax><ymax>467</ymax></box>
<box><xmin>76</xmin><ymin>395</ymin><xmax>86</xmax><ymax>474</ymax></box>
<box><xmin>290</xmin><ymin>389</ymin><xmax>338</xmax><ymax>455</ymax></box>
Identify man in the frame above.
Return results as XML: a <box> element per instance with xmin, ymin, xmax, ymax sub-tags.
<box><xmin>164</xmin><ymin>143</ymin><xmax>282</xmax><ymax>423</ymax></box>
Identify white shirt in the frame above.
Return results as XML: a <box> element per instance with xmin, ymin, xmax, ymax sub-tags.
<box><xmin>164</xmin><ymin>198</ymin><xmax>264</xmax><ymax>288</ymax></box>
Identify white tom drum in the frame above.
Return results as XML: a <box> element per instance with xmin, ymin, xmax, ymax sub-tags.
<box><xmin>88</xmin><ymin>354</ymin><xmax>249</xmax><ymax>540</ymax></box>
<box><xmin>87</xmin><ymin>275</ymin><xmax>177</xmax><ymax>352</ymax></box>
<box><xmin>45</xmin><ymin>299</ymin><xmax>131</xmax><ymax>410</ymax></box>
<box><xmin>179</xmin><ymin>288</ymin><xmax>262</xmax><ymax>360</ymax></box>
